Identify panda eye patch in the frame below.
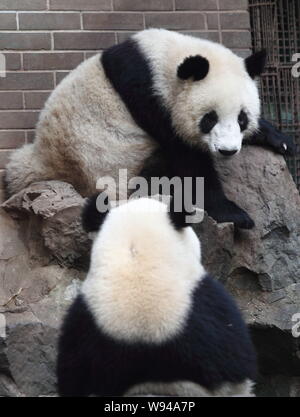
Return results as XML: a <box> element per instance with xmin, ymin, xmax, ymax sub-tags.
<box><xmin>238</xmin><ymin>110</ymin><xmax>249</xmax><ymax>131</ymax></box>
<box><xmin>200</xmin><ymin>111</ymin><xmax>218</xmax><ymax>134</ymax></box>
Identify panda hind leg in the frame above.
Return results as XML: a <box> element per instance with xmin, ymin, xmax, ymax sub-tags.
<box><xmin>4</xmin><ymin>143</ymin><xmax>51</xmax><ymax>198</ymax></box>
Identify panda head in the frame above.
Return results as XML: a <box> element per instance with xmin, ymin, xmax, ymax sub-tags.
<box><xmin>175</xmin><ymin>49</ymin><xmax>266</xmax><ymax>157</ymax></box>
<box><xmin>82</xmin><ymin>193</ymin><xmax>202</xmax><ymax>267</ymax></box>
<box><xmin>136</xmin><ymin>30</ymin><xmax>266</xmax><ymax>157</ymax></box>
<box><xmin>81</xmin><ymin>194</ymin><xmax>205</xmax><ymax>343</ymax></box>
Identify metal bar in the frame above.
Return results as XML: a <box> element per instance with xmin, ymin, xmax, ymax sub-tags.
<box><xmin>249</xmin><ymin>0</ymin><xmax>300</xmax><ymax>189</ymax></box>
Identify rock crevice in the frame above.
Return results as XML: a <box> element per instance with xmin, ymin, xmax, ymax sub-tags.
<box><xmin>0</xmin><ymin>146</ymin><xmax>300</xmax><ymax>396</ymax></box>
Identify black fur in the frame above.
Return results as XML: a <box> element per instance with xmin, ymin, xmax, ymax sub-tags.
<box><xmin>238</xmin><ymin>110</ymin><xmax>249</xmax><ymax>132</ymax></box>
<box><xmin>200</xmin><ymin>111</ymin><xmax>218</xmax><ymax>134</ymax></box>
<box><xmin>82</xmin><ymin>193</ymin><xmax>110</xmax><ymax>233</ymax></box>
<box><xmin>177</xmin><ymin>55</ymin><xmax>209</xmax><ymax>81</ymax></box>
<box><xmin>140</xmin><ymin>145</ymin><xmax>254</xmax><ymax>229</ymax></box>
<box><xmin>244</xmin><ymin>118</ymin><xmax>296</xmax><ymax>156</ymax></box>
<box><xmin>168</xmin><ymin>195</ymin><xmax>195</xmax><ymax>230</ymax></box>
<box><xmin>57</xmin><ymin>274</ymin><xmax>257</xmax><ymax>397</ymax></box>
<box><xmin>102</xmin><ymin>39</ymin><xmax>254</xmax><ymax>229</ymax></box>
<box><xmin>245</xmin><ymin>50</ymin><xmax>267</xmax><ymax>79</ymax></box>
<box><xmin>102</xmin><ymin>39</ymin><xmax>175</xmax><ymax>148</ymax></box>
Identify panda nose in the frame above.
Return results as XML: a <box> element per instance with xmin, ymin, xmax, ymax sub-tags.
<box><xmin>219</xmin><ymin>149</ymin><xmax>238</xmax><ymax>156</ymax></box>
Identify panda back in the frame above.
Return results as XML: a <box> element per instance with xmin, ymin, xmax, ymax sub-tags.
<box><xmin>57</xmin><ymin>274</ymin><xmax>256</xmax><ymax>396</ymax></box>
<box><xmin>184</xmin><ymin>274</ymin><xmax>257</xmax><ymax>385</ymax></box>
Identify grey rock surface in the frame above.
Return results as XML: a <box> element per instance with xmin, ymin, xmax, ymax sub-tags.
<box><xmin>3</xmin><ymin>181</ymin><xmax>91</xmax><ymax>268</ymax></box>
<box><xmin>0</xmin><ymin>146</ymin><xmax>299</xmax><ymax>397</ymax></box>
<box><xmin>217</xmin><ymin>145</ymin><xmax>300</xmax><ymax>292</ymax></box>
<box><xmin>0</xmin><ymin>185</ymin><xmax>85</xmax><ymax>397</ymax></box>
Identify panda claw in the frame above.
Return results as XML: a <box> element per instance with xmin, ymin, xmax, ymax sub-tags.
<box><xmin>258</xmin><ymin>119</ymin><xmax>296</xmax><ymax>156</ymax></box>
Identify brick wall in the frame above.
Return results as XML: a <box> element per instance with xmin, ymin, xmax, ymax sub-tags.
<box><xmin>0</xmin><ymin>0</ymin><xmax>251</xmax><ymax>200</ymax></box>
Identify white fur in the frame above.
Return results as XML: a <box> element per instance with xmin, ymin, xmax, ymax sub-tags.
<box><xmin>124</xmin><ymin>379</ymin><xmax>255</xmax><ymax>397</ymax></box>
<box><xmin>6</xmin><ymin>54</ymin><xmax>156</xmax><ymax>197</ymax></box>
<box><xmin>81</xmin><ymin>197</ymin><xmax>205</xmax><ymax>344</ymax></box>
<box><xmin>135</xmin><ymin>29</ymin><xmax>260</xmax><ymax>155</ymax></box>
<box><xmin>6</xmin><ymin>29</ymin><xmax>261</xmax><ymax>196</ymax></box>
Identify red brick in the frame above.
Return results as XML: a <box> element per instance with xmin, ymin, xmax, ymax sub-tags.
<box><xmin>55</xmin><ymin>71</ymin><xmax>70</xmax><ymax>86</ymax></box>
<box><xmin>220</xmin><ymin>12</ymin><xmax>250</xmax><ymax>30</ymax></box>
<box><xmin>23</xmin><ymin>52</ymin><xmax>84</xmax><ymax>70</ymax></box>
<box><xmin>116</xmin><ymin>32</ymin><xmax>135</xmax><ymax>44</ymax></box>
<box><xmin>222</xmin><ymin>31</ymin><xmax>251</xmax><ymax>49</ymax></box>
<box><xmin>0</xmin><ymin>33</ymin><xmax>51</xmax><ymax>50</ymax></box>
<box><xmin>0</xmin><ymin>150</ymin><xmax>12</xmax><ymax>168</ymax></box>
<box><xmin>2</xmin><ymin>54</ymin><xmax>21</xmax><ymax>70</ymax></box>
<box><xmin>0</xmin><ymin>111</ymin><xmax>39</xmax><ymax>129</ymax></box>
<box><xmin>54</xmin><ymin>32</ymin><xmax>115</xmax><ymax>50</ymax></box>
<box><xmin>0</xmin><ymin>0</ymin><xmax>47</xmax><ymax>10</ymax></box>
<box><xmin>85</xmin><ymin>52</ymin><xmax>97</xmax><ymax>59</ymax></box>
<box><xmin>0</xmin><ymin>72</ymin><xmax>54</xmax><ymax>90</ymax></box>
<box><xmin>0</xmin><ymin>130</ymin><xmax>25</xmax><ymax>148</ymax></box>
<box><xmin>175</xmin><ymin>0</ymin><xmax>217</xmax><ymax>10</ymax></box>
<box><xmin>206</xmin><ymin>13</ymin><xmax>219</xmax><ymax>29</ymax></box>
<box><xmin>183</xmin><ymin>31</ymin><xmax>220</xmax><ymax>43</ymax></box>
<box><xmin>19</xmin><ymin>12</ymin><xmax>81</xmax><ymax>30</ymax></box>
<box><xmin>0</xmin><ymin>92</ymin><xmax>23</xmax><ymax>110</ymax></box>
<box><xmin>114</xmin><ymin>0</ymin><xmax>173</xmax><ymax>11</ymax></box>
<box><xmin>234</xmin><ymin>49</ymin><xmax>252</xmax><ymax>59</ymax></box>
<box><xmin>24</xmin><ymin>92</ymin><xmax>50</xmax><ymax>109</ymax></box>
<box><xmin>0</xmin><ymin>189</ymin><xmax>5</xmax><ymax>203</ymax></box>
<box><xmin>83</xmin><ymin>12</ymin><xmax>144</xmax><ymax>30</ymax></box>
<box><xmin>50</xmin><ymin>0</ymin><xmax>111</xmax><ymax>11</ymax></box>
<box><xmin>219</xmin><ymin>0</ymin><xmax>248</xmax><ymax>10</ymax></box>
<box><xmin>0</xmin><ymin>170</ymin><xmax>5</xmax><ymax>191</ymax></box>
<box><xmin>26</xmin><ymin>130</ymin><xmax>35</xmax><ymax>143</ymax></box>
<box><xmin>145</xmin><ymin>13</ymin><xmax>205</xmax><ymax>30</ymax></box>
<box><xmin>0</xmin><ymin>13</ymin><xmax>16</xmax><ymax>30</ymax></box>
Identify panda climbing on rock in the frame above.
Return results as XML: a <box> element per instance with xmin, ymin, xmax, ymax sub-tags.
<box><xmin>5</xmin><ymin>29</ymin><xmax>294</xmax><ymax>229</ymax></box>
<box><xmin>57</xmin><ymin>195</ymin><xmax>257</xmax><ymax>397</ymax></box>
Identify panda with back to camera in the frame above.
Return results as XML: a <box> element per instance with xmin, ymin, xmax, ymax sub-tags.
<box><xmin>5</xmin><ymin>29</ymin><xmax>294</xmax><ymax>229</ymax></box>
<box><xmin>57</xmin><ymin>195</ymin><xmax>257</xmax><ymax>397</ymax></box>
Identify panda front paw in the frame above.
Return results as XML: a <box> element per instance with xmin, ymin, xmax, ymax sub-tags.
<box><xmin>259</xmin><ymin>119</ymin><xmax>296</xmax><ymax>156</ymax></box>
<box><xmin>232</xmin><ymin>210</ymin><xmax>255</xmax><ymax>229</ymax></box>
<box><xmin>207</xmin><ymin>200</ymin><xmax>255</xmax><ymax>230</ymax></box>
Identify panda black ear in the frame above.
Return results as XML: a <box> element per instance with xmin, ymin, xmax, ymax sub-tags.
<box><xmin>82</xmin><ymin>192</ymin><xmax>110</xmax><ymax>233</ymax></box>
<box><xmin>168</xmin><ymin>196</ymin><xmax>196</xmax><ymax>230</ymax></box>
<box><xmin>177</xmin><ymin>55</ymin><xmax>209</xmax><ymax>81</ymax></box>
<box><xmin>245</xmin><ymin>50</ymin><xmax>267</xmax><ymax>79</ymax></box>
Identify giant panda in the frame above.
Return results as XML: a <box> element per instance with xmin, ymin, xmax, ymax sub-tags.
<box><xmin>56</xmin><ymin>195</ymin><xmax>257</xmax><ymax>397</ymax></box>
<box><xmin>5</xmin><ymin>29</ymin><xmax>293</xmax><ymax>229</ymax></box>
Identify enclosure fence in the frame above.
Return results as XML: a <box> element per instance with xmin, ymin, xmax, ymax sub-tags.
<box><xmin>249</xmin><ymin>0</ymin><xmax>300</xmax><ymax>190</ymax></box>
